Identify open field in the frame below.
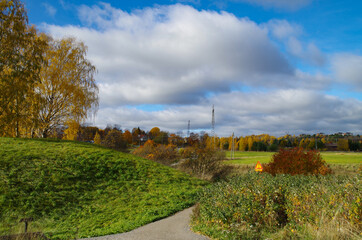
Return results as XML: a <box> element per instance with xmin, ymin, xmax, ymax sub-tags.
<box><xmin>0</xmin><ymin>138</ymin><xmax>206</xmax><ymax>239</ymax></box>
<box><xmin>225</xmin><ymin>151</ymin><xmax>362</xmax><ymax>164</ymax></box>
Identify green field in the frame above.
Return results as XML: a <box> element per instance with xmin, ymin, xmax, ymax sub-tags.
<box><xmin>0</xmin><ymin>138</ymin><xmax>206</xmax><ymax>239</ymax></box>
<box><xmin>225</xmin><ymin>151</ymin><xmax>362</xmax><ymax>164</ymax></box>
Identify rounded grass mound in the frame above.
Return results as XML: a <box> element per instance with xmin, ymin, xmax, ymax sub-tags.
<box><xmin>0</xmin><ymin>137</ymin><xmax>206</xmax><ymax>239</ymax></box>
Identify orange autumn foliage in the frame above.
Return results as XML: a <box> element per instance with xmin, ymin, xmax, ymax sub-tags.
<box><xmin>133</xmin><ymin>140</ymin><xmax>178</xmax><ymax>165</ymax></box>
<box><xmin>263</xmin><ymin>147</ymin><xmax>332</xmax><ymax>176</ymax></box>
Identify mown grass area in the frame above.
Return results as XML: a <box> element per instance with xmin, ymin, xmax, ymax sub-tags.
<box><xmin>322</xmin><ymin>152</ymin><xmax>362</xmax><ymax>164</ymax></box>
<box><xmin>225</xmin><ymin>151</ymin><xmax>274</xmax><ymax>164</ymax></box>
<box><xmin>225</xmin><ymin>151</ymin><xmax>362</xmax><ymax>164</ymax></box>
<box><xmin>0</xmin><ymin>137</ymin><xmax>207</xmax><ymax>239</ymax></box>
<box><xmin>192</xmin><ymin>172</ymin><xmax>361</xmax><ymax>240</ymax></box>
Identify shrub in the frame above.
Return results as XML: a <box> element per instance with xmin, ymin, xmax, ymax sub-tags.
<box><xmin>133</xmin><ymin>140</ymin><xmax>178</xmax><ymax>165</ymax></box>
<box><xmin>263</xmin><ymin>147</ymin><xmax>332</xmax><ymax>175</ymax></box>
<box><xmin>180</xmin><ymin>147</ymin><xmax>227</xmax><ymax>180</ymax></box>
<box><xmin>192</xmin><ymin>173</ymin><xmax>361</xmax><ymax>240</ymax></box>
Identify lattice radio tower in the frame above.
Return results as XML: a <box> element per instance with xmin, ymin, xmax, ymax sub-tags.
<box><xmin>187</xmin><ymin>120</ymin><xmax>190</xmax><ymax>138</ymax></box>
<box><xmin>212</xmin><ymin>105</ymin><xmax>215</xmax><ymax>147</ymax></box>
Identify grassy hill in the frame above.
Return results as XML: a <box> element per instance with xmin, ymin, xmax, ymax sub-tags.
<box><xmin>0</xmin><ymin>138</ymin><xmax>206</xmax><ymax>239</ymax></box>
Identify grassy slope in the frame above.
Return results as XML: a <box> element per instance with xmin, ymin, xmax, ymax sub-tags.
<box><xmin>0</xmin><ymin>138</ymin><xmax>206</xmax><ymax>239</ymax></box>
<box><xmin>225</xmin><ymin>151</ymin><xmax>362</xmax><ymax>164</ymax></box>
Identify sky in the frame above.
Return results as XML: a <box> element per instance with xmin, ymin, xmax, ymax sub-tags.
<box><xmin>23</xmin><ymin>0</ymin><xmax>362</xmax><ymax>137</ymax></box>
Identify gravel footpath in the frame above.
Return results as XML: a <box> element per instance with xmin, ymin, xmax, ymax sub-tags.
<box><xmin>80</xmin><ymin>206</ymin><xmax>210</xmax><ymax>240</ymax></box>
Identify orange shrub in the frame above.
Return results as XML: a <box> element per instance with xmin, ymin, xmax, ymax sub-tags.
<box><xmin>264</xmin><ymin>147</ymin><xmax>332</xmax><ymax>175</ymax></box>
<box><xmin>133</xmin><ymin>140</ymin><xmax>178</xmax><ymax>165</ymax></box>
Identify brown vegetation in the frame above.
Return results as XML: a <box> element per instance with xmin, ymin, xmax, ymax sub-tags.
<box><xmin>263</xmin><ymin>147</ymin><xmax>333</xmax><ymax>175</ymax></box>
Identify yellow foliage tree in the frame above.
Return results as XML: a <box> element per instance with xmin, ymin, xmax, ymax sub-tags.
<box><xmin>94</xmin><ymin>131</ymin><xmax>101</xmax><ymax>145</ymax></box>
<box><xmin>239</xmin><ymin>137</ymin><xmax>248</xmax><ymax>151</ymax></box>
<box><xmin>149</xmin><ymin>127</ymin><xmax>161</xmax><ymax>139</ymax></box>
<box><xmin>63</xmin><ymin>120</ymin><xmax>80</xmax><ymax>141</ymax></box>
<box><xmin>0</xmin><ymin>0</ymin><xmax>46</xmax><ymax>137</ymax></box>
<box><xmin>247</xmin><ymin>136</ymin><xmax>254</xmax><ymax>151</ymax></box>
<box><xmin>35</xmin><ymin>36</ymin><xmax>98</xmax><ymax>138</ymax></box>
<box><xmin>337</xmin><ymin>139</ymin><xmax>349</xmax><ymax>151</ymax></box>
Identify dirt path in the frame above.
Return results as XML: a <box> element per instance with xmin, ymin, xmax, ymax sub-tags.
<box><xmin>80</xmin><ymin>207</ymin><xmax>210</xmax><ymax>240</ymax></box>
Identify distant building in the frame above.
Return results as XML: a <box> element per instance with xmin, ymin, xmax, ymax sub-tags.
<box><xmin>325</xmin><ymin>143</ymin><xmax>338</xmax><ymax>151</ymax></box>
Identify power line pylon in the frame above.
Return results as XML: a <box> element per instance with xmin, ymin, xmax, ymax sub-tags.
<box><xmin>212</xmin><ymin>105</ymin><xmax>215</xmax><ymax>148</ymax></box>
<box><xmin>187</xmin><ymin>120</ymin><xmax>190</xmax><ymax>138</ymax></box>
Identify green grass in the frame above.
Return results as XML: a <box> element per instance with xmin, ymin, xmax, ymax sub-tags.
<box><xmin>321</xmin><ymin>152</ymin><xmax>362</xmax><ymax>164</ymax></box>
<box><xmin>224</xmin><ymin>151</ymin><xmax>274</xmax><ymax>164</ymax></box>
<box><xmin>225</xmin><ymin>151</ymin><xmax>362</xmax><ymax>165</ymax></box>
<box><xmin>0</xmin><ymin>137</ymin><xmax>206</xmax><ymax>239</ymax></box>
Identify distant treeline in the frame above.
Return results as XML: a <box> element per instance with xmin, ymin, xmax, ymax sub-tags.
<box><xmin>38</xmin><ymin>124</ymin><xmax>362</xmax><ymax>152</ymax></box>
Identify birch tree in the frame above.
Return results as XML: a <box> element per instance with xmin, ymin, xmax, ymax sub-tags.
<box><xmin>36</xmin><ymin>36</ymin><xmax>98</xmax><ymax>138</ymax></box>
<box><xmin>0</xmin><ymin>0</ymin><xmax>45</xmax><ymax>137</ymax></box>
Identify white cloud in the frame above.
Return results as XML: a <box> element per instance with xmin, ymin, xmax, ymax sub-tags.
<box><xmin>46</xmin><ymin>4</ymin><xmax>296</xmax><ymax>106</ymax></box>
<box><xmin>233</xmin><ymin>0</ymin><xmax>313</xmax><ymax>11</ymax></box>
<box><xmin>267</xmin><ymin>19</ymin><xmax>302</xmax><ymax>39</ymax></box>
<box><xmin>93</xmin><ymin>90</ymin><xmax>362</xmax><ymax>136</ymax></box>
<box><xmin>332</xmin><ymin>53</ymin><xmax>362</xmax><ymax>91</ymax></box>
<box><xmin>43</xmin><ymin>3</ymin><xmax>57</xmax><ymax>17</ymax></box>
<box><xmin>266</xmin><ymin>19</ymin><xmax>326</xmax><ymax>66</ymax></box>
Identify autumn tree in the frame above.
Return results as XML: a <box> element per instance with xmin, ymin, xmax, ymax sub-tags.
<box><xmin>247</xmin><ymin>136</ymin><xmax>254</xmax><ymax>151</ymax></box>
<box><xmin>0</xmin><ymin>0</ymin><xmax>45</xmax><ymax>137</ymax></box>
<box><xmin>187</xmin><ymin>132</ymin><xmax>200</xmax><ymax>146</ymax></box>
<box><xmin>62</xmin><ymin>120</ymin><xmax>80</xmax><ymax>141</ymax></box>
<box><xmin>77</xmin><ymin>126</ymin><xmax>98</xmax><ymax>142</ymax></box>
<box><xmin>132</xmin><ymin>127</ymin><xmax>146</xmax><ymax>145</ymax></box>
<box><xmin>123</xmin><ymin>130</ymin><xmax>132</xmax><ymax>145</ymax></box>
<box><xmin>168</xmin><ymin>133</ymin><xmax>184</xmax><ymax>146</ymax></box>
<box><xmin>93</xmin><ymin>131</ymin><xmax>101</xmax><ymax>145</ymax></box>
<box><xmin>35</xmin><ymin>36</ymin><xmax>98</xmax><ymax>138</ymax></box>
<box><xmin>238</xmin><ymin>137</ymin><xmax>247</xmax><ymax>151</ymax></box>
<box><xmin>102</xmin><ymin>129</ymin><xmax>127</xmax><ymax>150</ymax></box>
<box><xmin>219</xmin><ymin>137</ymin><xmax>229</xmax><ymax>150</ymax></box>
<box><xmin>337</xmin><ymin>139</ymin><xmax>349</xmax><ymax>151</ymax></box>
<box><xmin>149</xmin><ymin>127</ymin><xmax>160</xmax><ymax>140</ymax></box>
<box><xmin>154</xmin><ymin>131</ymin><xmax>168</xmax><ymax>144</ymax></box>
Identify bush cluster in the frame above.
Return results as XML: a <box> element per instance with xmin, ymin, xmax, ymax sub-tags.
<box><xmin>192</xmin><ymin>172</ymin><xmax>361</xmax><ymax>240</ymax></box>
<box><xmin>133</xmin><ymin>143</ymin><xmax>230</xmax><ymax>180</ymax></box>
<box><xmin>180</xmin><ymin>147</ymin><xmax>228</xmax><ymax>180</ymax></box>
<box><xmin>263</xmin><ymin>147</ymin><xmax>332</xmax><ymax>175</ymax></box>
<box><xmin>133</xmin><ymin>140</ymin><xmax>178</xmax><ymax>165</ymax></box>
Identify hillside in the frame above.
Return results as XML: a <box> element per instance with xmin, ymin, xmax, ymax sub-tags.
<box><xmin>0</xmin><ymin>138</ymin><xmax>206</xmax><ymax>239</ymax></box>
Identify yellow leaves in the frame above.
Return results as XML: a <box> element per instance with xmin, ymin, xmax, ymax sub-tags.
<box><xmin>0</xmin><ymin>0</ymin><xmax>46</xmax><ymax>137</ymax></box>
<box><xmin>63</xmin><ymin>120</ymin><xmax>79</xmax><ymax>141</ymax></box>
<box><xmin>94</xmin><ymin>131</ymin><xmax>101</xmax><ymax>145</ymax></box>
<box><xmin>35</xmin><ymin>36</ymin><xmax>98</xmax><ymax>137</ymax></box>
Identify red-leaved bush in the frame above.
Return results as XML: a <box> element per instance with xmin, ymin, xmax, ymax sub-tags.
<box><xmin>263</xmin><ymin>147</ymin><xmax>332</xmax><ymax>175</ymax></box>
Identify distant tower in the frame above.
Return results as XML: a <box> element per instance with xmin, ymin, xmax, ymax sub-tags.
<box><xmin>212</xmin><ymin>105</ymin><xmax>215</xmax><ymax>147</ymax></box>
<box><xmin>231</xmin><ymin>132</ymin><xmax>235</xmax><ymax>160</ymax></box>
<box><xmin>187</xmin><ymin>120</ymin><xmax>190</xmax><ymax>138</ymax></box>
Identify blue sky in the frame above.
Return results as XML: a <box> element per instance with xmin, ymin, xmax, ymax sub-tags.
<box><xmin>23</xmin><ymin>0</ymin><xmax>362</xmax><ymax>136</ymax></box>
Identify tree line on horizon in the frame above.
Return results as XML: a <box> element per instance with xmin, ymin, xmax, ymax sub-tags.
<box><xmin>38</xmin><ymin>123</ymin><xmax>362</xmax><ymax>152</ymax></box>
